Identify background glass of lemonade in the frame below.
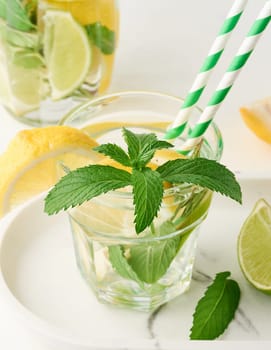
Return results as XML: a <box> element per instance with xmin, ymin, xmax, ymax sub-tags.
<box><xmin>60</xmin><ymin>91</ymin><xmax>223</xmax><ymax>311</ymax></box>
<box><xmin>0</xmin><ymin>0</ymin><xmax>119</xmax><ymax>125</ymax></box>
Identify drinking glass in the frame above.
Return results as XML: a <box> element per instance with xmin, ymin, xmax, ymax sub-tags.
<box><xmin>0</xmin><ymin>0</ymin><xmax>119</xmax><ymax>125</ymax></box>
<box><xmin>60</xmin><ymin>91</ymin><xmax>223</xmax><ymax>311</ymax></box>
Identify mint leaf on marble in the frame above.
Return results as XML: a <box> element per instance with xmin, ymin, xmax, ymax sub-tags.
<box><xmin>190</xmin><ymin>271</ymin><xmax>241</xmax><ymax>340</ymax></box>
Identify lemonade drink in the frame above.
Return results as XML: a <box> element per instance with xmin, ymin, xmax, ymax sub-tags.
<box><xmin>0</xmin><ymin>0</ymin><xmax>118</xmax><ymax>125</ymax></box>
<box><xmin>59</xmin><ymin>91</ymin><xmax>224</xmax><ymax>311</ymax></box>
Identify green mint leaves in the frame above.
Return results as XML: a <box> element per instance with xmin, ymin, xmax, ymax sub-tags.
<box><xmin>123</xmin><ymin>128</ymin><xmax>173</xmax><ymax>168</ymax></box>
<box><xmin>157</xmin><ymin>158</ymin><xmax>242</xmax><ymax>204</ymax></box>
<box><xmin>45</xmin><ymin>165</ymin><xmax>131</xmax><ymax>215</ymax></box>
<box><xmin>190</xmin><ymin>271</ymin><xmax>241</xmax><ymax>340</ymax></box>
<box><xmin>132</xmin><ymin>168</ymin><xmax>163</xmax><ymax>233</ymax></box>
<box><xmin>85</xmin><ymin>22</ymin><xmax>115</xmax><ymax>55</ymax></box>
<box><xmin>4</xmin><ymin>0</ymin><xmax>36</xmax><ymax>32</ymax></box>
<box><xmin>44</xmin><ymin>128</ymin><xmax>242</xmax><ymax>234</ymax></box>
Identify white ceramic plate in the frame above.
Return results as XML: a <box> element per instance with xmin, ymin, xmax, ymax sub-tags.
<box><xmin>0</xmin><ymin>178</ymin><xmax>271</xmax><ymax>350</ymax></box>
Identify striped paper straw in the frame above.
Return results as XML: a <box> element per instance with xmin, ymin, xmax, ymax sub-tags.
<box><xmin>180</xmin><ymin>0</ymin><xmax>271</xmax><ymax>155</ymax></box>
<box><xmin>164</xmin><ymin>0</ymin><xmax>248</xmax><ymax>140</ymax></box>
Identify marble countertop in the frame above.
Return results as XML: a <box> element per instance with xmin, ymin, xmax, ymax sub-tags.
<box><xmin>0</xmin><ymin>0</ymin><xmax>271</xmax><ymax>349</ymax></box>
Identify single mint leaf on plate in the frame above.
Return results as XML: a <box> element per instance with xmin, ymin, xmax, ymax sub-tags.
<box><xmin>122</xmin><ymin>128</ymin><xmax>172</xmax><ymax>168</ymax></box>
<box><xmin>108</xmin><ymin>245</ymin><xmax>144</xmax><ymax>288</ymax></box>
<box><xmin>128</xmin><ymin>227</ymin><xmax>180</xmax><ymax>284</ymax></box>
<box><xmin>132</xmin><ymin>168</ymin><xmax>163</xmax><ymax>233</ymax></box>
<box><xmin>44</xmin><ymin>165</ymin><xmax>131</xmax><ymax>215</ymax></box>
<box><xmin>156</xmin><ymin>158</ymin><xmax>242</xmax><ymax>204</ymax></box>
<box><xmin>94</xmin><ymin>143</ymin><xmax>131</xmax><ymax>167</ymax></box>
<box><xmin>85</xmin><ymin>22</ymin><xmax>115</xmax><ymax>55</ymax></box>
<box><xmin>190</xmin><ymin>271</ymin><xmax>241</xmax><ymax>340</ymax></box>
<box><xmin>7</xmin><ymin>0</ymin><xmax>36</xmax><ymax>31</ymax></box>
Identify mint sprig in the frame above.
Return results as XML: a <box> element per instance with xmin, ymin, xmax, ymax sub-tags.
<box><xmin>45</xmin><ymin>128</ymin><xmax>242</xmax><ymax>234</ymax></box>
<box><xmin>5</xmin><ymin>0</ymin><xmax>36</xmax><ymax>32</ymax></box>
<box><xmin>123</xmin><ymin>128</ymin><xmax>173</xmax><ymax>169</ymax></box>
<box><xmin>85</xmin><ymin>22</ymin><xmax>115</xmax><ymax>55</ymax></box>
<box><xmin>190</xmin><ymin>271</ymin><xmax>241</xmax><ymax>340</ymax></box>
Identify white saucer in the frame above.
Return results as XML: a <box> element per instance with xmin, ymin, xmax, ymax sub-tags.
<box><xmin>0</xmin><ymin>179</ymin><xmax>271</xmax><ymax>349</ymax></box>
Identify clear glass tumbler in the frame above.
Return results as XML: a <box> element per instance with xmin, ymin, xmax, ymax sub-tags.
<box><xmin>60</xmin><ymin>91</ymin><xmax>223</xmax><ymax>311</ymax></box>
<box><xmin>0</xmin><ymin>0</ymin><xmax>119</xmax><ymax>125</ymax></box>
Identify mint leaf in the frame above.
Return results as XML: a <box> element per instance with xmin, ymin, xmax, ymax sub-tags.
<box><xmin>7</xmin><ymin>0</ymin><xmax>36</xmax><ymax>31</ymax></box>
<box><xmin>128</xmin><ymin>233</ymin><xmax>180</xmax><ymax>284</ymax></box>
<box><xmin>123</xmin><ymin>128</ymin><xmax>172</xmax><ymax>168</ymax></box>
<box><xmin>108</xmin><ymin>246</ymin><xmax>144</xmax><ymax>287</ymax></box>
<box><xmin>85</xmin><ymin>22</ymin><xmax>115</xmax><ymax>55</ymax></box>
<box><xmin>12</xmin><ymin>50</ymin><xmax>44</xmax><ymax>69</ymax></box>
<box><xmin>94</xmin><ymin>143</ymin><xmax>131</xmax><ymax>167</ymax></box>
<box><xmin>128</xmin><ymin>220</ymin><xmax>191</xmax><ymax>284</ymax></box>
<box><xmin>123</xmin><ymin>128</ymin><xmax>156</xmax><ymax>165</ymax></box>
<box><xmin>132</xmin><ymin>168</ymin><xmax>163</xmax><ymax>233</ymax></box>
<box><xmin>44</xmin><ymin>165</ymin><xmax>131</xmax><ymax>215</ymax></box>
<box><xmin>157</xmin><ymin>158</ymin><xmax>242</xmax><ymax>204</ymax></box>
<box><xmin>0</xmin><ymin>0</ymin><xmax>6</xmax><ymax>19</ymax></box>
<box><xmin>190</xmin><ymin>271</ymin><xmax>241</xmax><ymax>340</ymax></box>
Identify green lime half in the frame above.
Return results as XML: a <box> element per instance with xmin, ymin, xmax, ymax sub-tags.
<box><xmin>238</xmin><ymin>198</ymin><xmax>271</xmax><ymax>293</ymax></box>
<box><xmin>43</xmin><ymin>10</ymin><xmax>92</xmax><ymax>100</ymax></box>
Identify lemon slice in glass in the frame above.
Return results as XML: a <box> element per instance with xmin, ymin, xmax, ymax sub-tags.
<box><xmin>238</xmin><ymin>198</ymin><xmax>271</xmax><ymax>293</ymax></box>
<box><xmin>43</xmin><ymin>10</ymin><xmax>91</xmax><ymax>100</ymax></box>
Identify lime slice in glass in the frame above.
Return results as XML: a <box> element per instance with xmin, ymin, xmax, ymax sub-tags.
<box><xmin>238</xmin><ymin>198</ymin><xmax>271</xmax><ymax>293</ymax></box>
<box><xmin>43</xmin><ymin>10</ymin><xmax>92</xmax><ymax>100</ymax></box>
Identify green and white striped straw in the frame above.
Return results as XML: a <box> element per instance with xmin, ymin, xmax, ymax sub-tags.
<box><xmin>180</xmin><ymin>0</ymin><xmax>271</xmax><ymax>155</ymax></box>
<box><xmin>164</xmin><ymin>0</ymin><xmax>248</xmax><ymax>140</ymax></box>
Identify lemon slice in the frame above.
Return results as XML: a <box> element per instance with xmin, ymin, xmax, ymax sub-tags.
<box><xmin>0</xmin><ymin>126</ymin><xmax>102</xmax><ymax>217</ymax></box>
<box><xmin>240</xmin><ymin>97</ymin><xmax>271</xmax><ymax>144</ymax></box>
<box><xmin>238</xmin><ymin>198</ymin><xmax>271</xmax><ymax>293</ymax></box>
<box><xmin>43</xmin><ymin>10</ymin><xmax>91</xmax><ymax>100</ymax></box>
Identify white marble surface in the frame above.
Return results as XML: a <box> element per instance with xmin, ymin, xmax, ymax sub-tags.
<box><xmin>0</xmin><ymin>0</ymin><xmax>271</xmax><ymax>349</ymax></box>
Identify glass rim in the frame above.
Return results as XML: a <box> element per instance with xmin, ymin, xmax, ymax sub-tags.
<box><xmin>68</xmin><ymin>206</ymin><xmax>208</xmax><ymax>244</ymax></box>
<box><xmin>59</xmin><ymin>89</ymin><xmax>223</xmax><ymax>197</ymax></box>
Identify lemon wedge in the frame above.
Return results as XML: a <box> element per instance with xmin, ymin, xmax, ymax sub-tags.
<box><xmin>240</xmin><ymin>97</ymin><xmax>271</xmax><ymax>144</ymax></box>
<box><xmin>238</xmin><ymin>198</ymin><xmax>271</xmax><ymax>293</ymax></box>
<box><xmin>43</xmin><ymin>10</ymin><xmax>91</xmax><ymax>100</ymax></box>
<box><xmin>0</xmin><ymin>126</ymin><xmax>101</xmax><ymax>217</ymax></box>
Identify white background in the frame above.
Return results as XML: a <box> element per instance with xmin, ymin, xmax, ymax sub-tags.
<box><xmin>0</xmin><ymin>1</ymin><xmax>271</xmax><ymax>349</ymax></box>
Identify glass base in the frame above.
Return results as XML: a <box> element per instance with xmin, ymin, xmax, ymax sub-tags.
<box><xmin>94</xmin><ymin>270</ymin><xmax>193</xmax><ymax>312</ymax></box>
<box><xmin>71</xmin><ymin>219</ymin><xmax>199</xmax><ymax>312</ymax></box>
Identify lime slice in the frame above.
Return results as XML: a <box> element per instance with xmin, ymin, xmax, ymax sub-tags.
<box><xmin>238</xmin><ymin>198</ymin><xmax>271</xmax><ymax>293</ymax></box>
<box><xmin>43</xmin><ymin>10</ymin><xmax>91</xmax><ymax>100</ymax></box>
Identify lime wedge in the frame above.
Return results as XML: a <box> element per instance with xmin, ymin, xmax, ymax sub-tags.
<box><xmin>43</xmin><ymin>10</ymin><xmax>91</xmax><ymax>100</ymax></box>
<box><xmin>238</xmin><ymin>198</ymin><xmax>271</xmax><ymax>293</ymax></box>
